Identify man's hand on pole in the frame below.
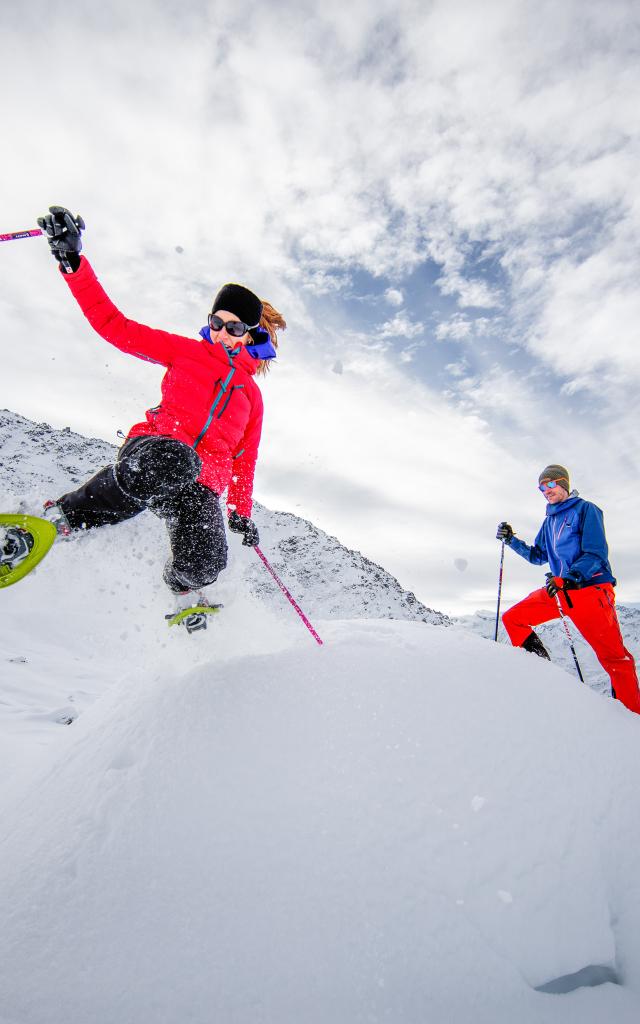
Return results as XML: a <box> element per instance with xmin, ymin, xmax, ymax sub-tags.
<box><xmin>496</xmin><ymin>521</ymin><xmax>514</xmax><ymax>543</ymax></box>
<box><xmin>545</xmin><ymin>576</ymin><xmax>579</xmax><ymax>599</ymax></box>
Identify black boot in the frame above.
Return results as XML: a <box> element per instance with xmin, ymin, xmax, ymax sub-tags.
<box><xmin>521</xmin><ymin>631</ymin><xmax>551</xmax><ymax>660</ymax></box>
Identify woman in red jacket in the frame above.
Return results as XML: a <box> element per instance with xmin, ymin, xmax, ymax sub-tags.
<box><xmin>38</xmin><ymin>206</ymin><xmax>286</xmax><ymax>615</ymax></box>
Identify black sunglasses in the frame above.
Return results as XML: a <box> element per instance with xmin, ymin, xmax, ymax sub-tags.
<box><xmin>208</xmin><ymin>313</ymin><xmax>257</xmax><ymax>338</ymax></box>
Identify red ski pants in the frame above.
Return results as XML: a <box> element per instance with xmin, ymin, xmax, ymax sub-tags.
<box><xmin>503</xmin><ymin>583</ymin><xmax>640</xmax><ymax>715</ymax></box>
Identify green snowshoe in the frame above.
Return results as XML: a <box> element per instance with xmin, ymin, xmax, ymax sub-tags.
<box><xmin>0</xmin><ymin>514</ymin><xmax>58</xmax><ymax>588</ymax></box>
<box><xmin>165</xmin><ymin>602</ymin><xmax>224</xmax><ymax>633</ymax></box>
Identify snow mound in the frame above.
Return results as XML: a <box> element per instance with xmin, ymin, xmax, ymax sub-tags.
<box><xmin>1</xmin><ymin>620</ymin><xmax>639</xmax><ymax>1024</ymax></box>
<box><xmin>1</xmin><ymin>408</ymin><xmax>640</xmax><ymax>1023</ymax></box>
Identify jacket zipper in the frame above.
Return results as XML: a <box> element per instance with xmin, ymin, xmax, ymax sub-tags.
<box><xmin>193</xmin><ymin>367</ymin><xmax>236</xmax><ymax>449</ymax></box>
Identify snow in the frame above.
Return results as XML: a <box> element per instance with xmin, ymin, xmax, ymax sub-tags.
<box><xmin>1</xmin><ymin>411</ymin><xmax>640</xmax><ymax>1023</ymax></box>
<box><xmin>455</xmin><ymin>603</ymin><xmax>640</xmax><ymax>700</ymax></box>
<box><xmin>0</xmin><ymin>410</ymin><xmax>449</xmax><ymax>627</ymax></box>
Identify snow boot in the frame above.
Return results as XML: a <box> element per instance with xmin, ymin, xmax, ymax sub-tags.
<box><xmin>43</xmin><ymin>500</ymin><xmax>72</xmax><ymax>537</ymax></box>
<box><xmin>522</xmin><ymin>631</ymin><xmax>551</xmax><ymax>660</ymax></box>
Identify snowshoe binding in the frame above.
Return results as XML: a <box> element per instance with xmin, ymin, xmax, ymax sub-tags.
<box><xmin>1</xmin><ymin>525</ymin><xmax>34</xmax><ymax>567</ymax></box>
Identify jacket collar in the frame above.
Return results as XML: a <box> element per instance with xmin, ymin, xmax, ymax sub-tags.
<box><xmin>199</xmin><ymin>325</ymin><xmax>258</xmax><ymax>376</ymax></box>
<box><xmin>220</xmin><ymin>339</ymin><xmax>258</xmax><ymax>375</ymax></box>
<box><xmin>545</xmin><ymin>490</ymin><xmax>581</xmax><ymax>516</ymax></box>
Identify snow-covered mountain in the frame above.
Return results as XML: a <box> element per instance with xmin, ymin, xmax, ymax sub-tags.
<box><xmin>0</xmin><ymin>409</ymin><xmax>448</xmax><ymax>626</ymax></box>
<box><xmin>1</xmin><ymin>409</ymin><xmax>640</xmax><ymax>1024</ymax></box>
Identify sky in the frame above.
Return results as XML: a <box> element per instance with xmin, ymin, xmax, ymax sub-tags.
<box><xmin>1</xmin><ymin>0</ymin><xmax>639</xmax><ymax>615</ymax></box>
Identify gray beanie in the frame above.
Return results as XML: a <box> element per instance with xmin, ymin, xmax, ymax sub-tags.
<box><xmin>539</xmin><ymin>464</ymin><xmax>570</xmax><ymax>492</ymax></box>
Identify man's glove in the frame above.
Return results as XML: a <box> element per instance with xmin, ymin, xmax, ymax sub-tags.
<box><xmin>545</xmin><ymin>575</ymin><xmax>579</xmax><ymax>599</ymax></box>
<box><xmin>228</xmin><ymin>510</ymin><xmax>259</xmax><ymax>547</ymax></box>
<box><xmin>37</xmin><ymin>206</ymin><xmax>85</xmax><ymax>273</ymax></box>
<box><xmin>496</xmin><ymin>521</ymin><xmax>514</xmax><ymax>543</ymax></box>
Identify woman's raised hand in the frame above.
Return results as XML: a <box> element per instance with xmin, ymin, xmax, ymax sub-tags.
<box><xmin>37</xmin><ymin>206</ymin><xmax>85</xmax><ymax>273</ymax></box>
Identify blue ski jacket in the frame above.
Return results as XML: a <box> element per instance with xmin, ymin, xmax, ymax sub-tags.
<box><xmin>508</xmin><ymin>493</ymin><xmax>616</xmax><ymax>587</ymax></box>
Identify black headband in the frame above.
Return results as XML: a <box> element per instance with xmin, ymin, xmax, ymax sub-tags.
<box><xmin>212</xmin><ymin>283</ymin><xmax>262</xmax><ymax>327</ymax></box>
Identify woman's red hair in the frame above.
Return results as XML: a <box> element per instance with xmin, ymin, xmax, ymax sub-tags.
<box><xmin>255</xmin><ymin>300</ymin><xmax>286</xmax><ymax>376</ymax></box>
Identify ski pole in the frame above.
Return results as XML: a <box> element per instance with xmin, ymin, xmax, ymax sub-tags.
<box><xmin>493</xmin><ymin>540</ymin><xmax>505</xmax><ymax>641</ymax></box>
<box><xmin>545</xmin><ymin>574</ymin><xmax>584</xmax><ymax>683</ymax></box>
<box><xmin>0</xmin><ymin>228</ymin><xmax>43</xmax><ymax>243</ymax></box>
<box><xmin>254</xmin><ymin>545</ymin><xmax>323</xmax><ymax>646</ymax></box>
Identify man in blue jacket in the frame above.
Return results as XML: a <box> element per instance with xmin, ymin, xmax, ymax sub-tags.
<box><xmin>497</xmin><ymin>464</ymin><xmax>640</xmax><ymax>715</ymax></box>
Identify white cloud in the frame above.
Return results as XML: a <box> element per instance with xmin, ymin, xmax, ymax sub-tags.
<box><xmin>379</xmin><ymin>314</ymin><xmax>424</xmax><ymax>340</ymax></box>
<box><xmin>385</xmin><ymin>288</ymin><xmax>404</xmax><ymax>307</ymax></box>
<box><xmin>436</xmin><ymin>273</ymin><xmax>502</xmax><ymax>310</ymax></box>
<box><xmin>0</xmin><ymin>0</ymin><xmax>639</xmax><ymax>612</ymax></box>
<box><xmin>445</xmin><ymin>360</ymin><xmax>469</xmax><ymax>378</ymax></box>
<box><xmin>524</xmin><ymin>238</ymin><xmax>640</xmax><ymax>387</ymax></box>
<box><xmin>436</xmin><ymin>318</ymin><xmax>473</xmax><ymax>342</ymax></box>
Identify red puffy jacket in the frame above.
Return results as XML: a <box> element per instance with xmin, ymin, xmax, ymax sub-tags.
<box><xmin>62</xmin><ymin>257</ymin><xmax>263</xmax><ymax>517</ymax></box>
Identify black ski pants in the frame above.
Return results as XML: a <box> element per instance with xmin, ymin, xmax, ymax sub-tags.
<box><xmin>57</xmin><ymin>436</ymin><xmax>228</xmax><ymax>592</ymax></box>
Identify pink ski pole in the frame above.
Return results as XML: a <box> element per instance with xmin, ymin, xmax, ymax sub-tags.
<box><xmin>254</xmin><ymin>545</ymin><xmax>323</xmax><ymax>646</ymax></box>
<box><xmin>0</xmin><ymin>229</ymin><xmax>43</xmax><ymax>243</ymax></box>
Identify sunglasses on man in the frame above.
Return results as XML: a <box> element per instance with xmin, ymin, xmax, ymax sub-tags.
<box><xmin>539</xmin><ymin>480</ymin><xmax>561</xmax><ymax>491</ymax></box>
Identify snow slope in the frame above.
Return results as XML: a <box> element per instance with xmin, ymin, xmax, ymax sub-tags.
<box><xmin>456</xmin><ymin>603</ymin><xmax>640</xmax><ymax>698</ymax></box>
<box><xmin>0</xmin><ymin>409</ymin><xmax>448</xmax><ymax>625</ymax></box>
<box><xmin>1</xmin><ymin>411</ymin><xmax>640</xmax><ymax>1024</ymax></box>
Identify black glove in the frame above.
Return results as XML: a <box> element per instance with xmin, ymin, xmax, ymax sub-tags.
<box><xmin>37</xmin><ymin>206</ymin><xmax>85</xmax><ymax>273</ymax></box>
<box><xmin>496</xmin><ymin>521</ymin><xmax>514</xmax><ymax>543</ymax></box>
<box><xmin>545</xmin><ymin>575</ymin><xmax>579</xmax><ymax>599</ymax></box>
<box><xmin>228</xmin><ymin>510</ymin><xmax>259</xmax><ymax>547</ymax></box>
